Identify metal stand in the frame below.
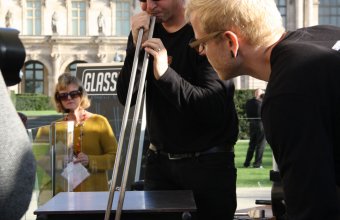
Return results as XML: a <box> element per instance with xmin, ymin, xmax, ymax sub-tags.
<box><xmin>104</xmin><ymin>16</ymin><xmax>156</xmax><ymax>220</ymax></box>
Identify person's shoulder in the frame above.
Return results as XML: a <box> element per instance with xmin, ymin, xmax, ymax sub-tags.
<box><xmin>283</xmin><ymin>25</ymin><xmax>340</xmax><ymax>50</ymax></box>
<box><xmin>303</xmin><ymin>25</ymin><xmax>340</xmax><ymax>34</ymax></box>
<box><xmin>245</xmin><ymin>98</ymin><xmax>255</xmax><ymax>106</ymax></box>
<box><xmin>89</xmin><ymin>113</ymin><xmax>108</xmax><ymax>121</ymax></box>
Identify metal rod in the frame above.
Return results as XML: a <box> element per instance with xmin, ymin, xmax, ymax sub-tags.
<box><xmin>50</xmin><ymin>123</ymin><xmax>56</xmax><ymax>196</ymax></box>
<box><xmin>114</xmin><ymin>16</ymin><xmax>156</xmax><ymax>220</ymax></box>
<box><xmin>103</xmin><ymin>26</ymin><xmax>144</xmax><ymax>220</ymax></box>
<box><xmin>104</xmin><ymin>16</ymin><xmax>156</xmax><ymax>220</ymax></box>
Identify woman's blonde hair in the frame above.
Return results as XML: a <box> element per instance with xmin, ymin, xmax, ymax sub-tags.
<box><xmin>53</xmin><ymin>73</ymin><xmax>91</xmax><ymax>113</ymax></box>
<box><xmin>185</xmin><ymin>0</ymin><xmax>285</xmax><ymax>47</ymax></box>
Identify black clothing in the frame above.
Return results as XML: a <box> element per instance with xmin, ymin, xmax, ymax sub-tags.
<box><xmin>263</xmin><ymin>25</ymin><xmax>340</xmax><ymax>220</ymax></box>
<box><xmin>117</xmin><ymin>23</ymin><xmax>239</xmax><ymax>220</ymax></box>
<box><xmin>245</xmin><ymin>97</ymin><xmax>262</xmax><ymax>119</ymax></box>
<box><xmin>117</xmin><ymin>23</ymin><xmax>239</xmax><ymax>153</ymax></box>
<box><xmin>244</xmin><ymin>97</ymin><xmax>266</xmax><ymax>167</ymax></box>
<box><xmin>145</xmin><ymin>150</ymin><xmax>237</xmax><ymax>220</ymax></box>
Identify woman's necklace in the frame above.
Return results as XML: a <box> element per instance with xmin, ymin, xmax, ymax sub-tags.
<box><xmin>64</xmin><ymin>111</ymin><xmax>87</xmax><ymax>156</ymax></box>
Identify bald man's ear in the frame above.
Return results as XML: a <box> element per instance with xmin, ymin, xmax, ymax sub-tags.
<box><xmin>224</xmin><ymin>31</ymin><xmax>239</xmax><ymax>58</ymax></box>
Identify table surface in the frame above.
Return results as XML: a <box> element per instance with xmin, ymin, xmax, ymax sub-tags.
<box><xmin>34</xmin><ymin>190</ymin><xmax>197</xmax><ymax>215</ymax></box>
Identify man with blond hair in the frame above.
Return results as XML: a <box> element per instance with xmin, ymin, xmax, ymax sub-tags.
<box><xmin>186</xmin><ymin>0</ymin><xmax>340</xmax><ymax>219</ymax></box>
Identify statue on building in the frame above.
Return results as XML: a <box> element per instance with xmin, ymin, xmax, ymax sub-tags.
<box><xmin>5</xmin><ymin>10</ymin><xmax>12</xmax><ymax>27</ymax></box>
<box><xmin>51</xmin><ymin>12</ymin><xmax>58</xmax><ymax>34</ymax></box>
<box><xmin>97</xmin><ymin>12</ymin><xmax>105</xmax><ymax>34</ymax></box>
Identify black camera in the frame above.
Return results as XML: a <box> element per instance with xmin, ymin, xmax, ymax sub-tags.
<box><xmin>0</xmin><ymin>28</ymin><xmax>26</xmax><ymax>86</ymax></box>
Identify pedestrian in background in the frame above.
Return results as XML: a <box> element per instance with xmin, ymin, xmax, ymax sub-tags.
<box><xmin>244</xmin><ymin>88</ymin><xmax>266</xmax><ymax>168</ymax></box>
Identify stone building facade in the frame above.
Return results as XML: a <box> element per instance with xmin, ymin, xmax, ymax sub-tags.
<box><xmin>1</xmin><ymin>0</ymin><xmax>137</xmax><ymax>96</ymax></box>
<box><xmin>0</xmin><ymin>0</ymin><xmax>339</xmax><ymax>93</ymax></box>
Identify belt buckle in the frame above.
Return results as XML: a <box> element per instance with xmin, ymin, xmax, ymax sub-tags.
<box><xmin>168</xmin><ymin>153</ymin><xmax>185</xmax><ymax>160</ymax></box>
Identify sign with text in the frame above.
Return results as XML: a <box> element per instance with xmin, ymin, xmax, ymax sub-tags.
<box><xmin>76</xmin><ymin>63</ymin><xmax>123</xmax><ymax>135</ymax></box>
<box><xmin>82</xmin><ymin>69</ymin><xmax>118</xmax><ymax>95</ymax></box>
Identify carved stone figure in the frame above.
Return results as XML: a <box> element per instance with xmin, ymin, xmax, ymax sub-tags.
<box><xmin>97</xmin><ymin>12</ymin><xmax>105</xmax><ymax>34</ymax></box>
<box><xmin>52</xmin><ymin>12</ymin><xmax>58</xmax><ymax>34</ymax></box>
<box><xmin>5</xmin><ymin>10</ymin><xmax>12</xmax><ymax>27</ymax></box>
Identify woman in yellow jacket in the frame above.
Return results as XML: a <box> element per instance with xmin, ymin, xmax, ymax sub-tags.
<box><xmin>53</xmin><ymin>72</ymin><xmax>117</xmax><ymax>192</ymax></box>
<box><xmin>35</xmin><ymin>73</ymin><xmax>117</xmax><ymax>204</ymax></box>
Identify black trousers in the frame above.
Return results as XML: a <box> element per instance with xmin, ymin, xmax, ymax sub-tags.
<box><xmin>244</xmin><ymin>121</ymin><xmax>266</xmax><ymax>167</ymax></box>
<box><xmin>144</xmin><ymin>150</ymin><xmax>237</xmax><ymax>220</ymax></box>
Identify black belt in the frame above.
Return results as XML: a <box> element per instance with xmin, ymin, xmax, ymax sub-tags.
<box><xmin>149</xmin><ymin>143</ymin><xmax>234</xmax><ymax>160</ymax></box>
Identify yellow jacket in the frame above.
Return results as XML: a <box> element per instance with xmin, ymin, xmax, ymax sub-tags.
<box><xmin>34</xmin><ymin>114</ymin><xmax>117</xmax><ymax>205</ymax></box>
<box><xmin>72</xmin><ymin>114</ymin><xmax>117</xmax><ymax>191</ymax></box>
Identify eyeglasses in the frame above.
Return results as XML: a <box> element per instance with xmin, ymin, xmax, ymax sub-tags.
<box><xmin>189</xmin><ymin>31</ymin><xmax>224</xmax><ymax>54</ymax></box>
<box><xmin>57</xmin><ymin>90</ymin><xmax>82</xmax><ymax>101</ymax></box>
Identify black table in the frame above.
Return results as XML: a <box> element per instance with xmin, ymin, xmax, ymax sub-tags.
<box><xmin>34</xmin><ymin>190</ymin><xmax>197</xmax><ymax>220</ymax></box>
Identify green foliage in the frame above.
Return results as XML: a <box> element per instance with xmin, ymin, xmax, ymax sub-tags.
<box><xmin>15</xmin><ymin>93</ymin><xmax>54</xmax><ymax>111</ymax></box>
<box><xmin>9</xmin><ymin>90</ymin><xmax>16</xmax><ymax>104</ymax></box>
<box><xmin>21</xmin><ymin>110</ymin><xmax>60</xmax><ymax>116</ymax></box>
<box><xmin>235</xmin><ymin>140</ymin><xmax>273</xmax><ymax>187</ymax></box>
<box><xmin>234</xmin><ymin>90</ymin><xmax>254</xmax><ymax>139</ymax></box>
<box><xmin>16</xmin><ymin>90</ymin><xmax>256</xmax><ymax>138</ymax></box>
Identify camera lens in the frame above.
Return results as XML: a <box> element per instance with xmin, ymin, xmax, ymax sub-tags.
<box><xmin>0</xmin><ymin>28</ymin><xmax>26</xmax><ymax>86</ymax></box>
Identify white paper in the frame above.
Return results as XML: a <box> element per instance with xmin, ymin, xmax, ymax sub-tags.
<box><xmin>61</xmin><ymin>162</ymin><xmax>90</xmax><ymax>190</ymax></box>
<box><xmin>332</xmin><ymin>40</ymin><xmax>340</xmax><ymax>51</ymax></box>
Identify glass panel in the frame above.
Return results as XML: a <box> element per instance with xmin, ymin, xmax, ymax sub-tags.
<box><xmin>29</xmin><ymin>125</ymin><xmax>53</xmax><ymax>207</ymax></box>
<box><xmin>116</xmin><ymin>2</ymin><xmax>131</xmax><ymax>36</ymax></box>
<box><xmin>80</xmin><ymin>20</ymin><xmax>86</xmax><ymax>35</ymax></box>
<box><xmin>36</xmin><ymin>81</ymin><xmax>43</xmax><ymax>93</ymax></box>
<box><xmin>36</xmin><ymin>71</ymin><xmax>43</xmax><ymax>80</ymax></box>
<box><xmin>79</xmin><ymin>2</ymin><xmax>85</xmax><ymax>9</ymax></box>
<box><xmin>331</xmin><ymin>8</ymin><xmax>337</xmax><ymax>14</ymax></box>
<box><xmin>35</xmin><ymin>20</ymin><xmax>41</xmax><ymax>35</ymax></box>
<box><xmin>26</xmin><ymin>70</ymin><xmax>33</xmax><ymax>79</ymax></box>
<box><xmin>31</xmin><ymin>121</ymin><xmax>75</xmax><ymax>206</ymax></box>
<box><xmin>25</xmin><ymin>81</ymin><xmax>34</xmax><ymax>93</ymax></box>
<box><xmin>123</xmin><ymin>3</ymin><xmax>129</xmax><ymax>10</ymax></box>
<box><xmin>72</xmin><ymin>20</ymin><xmax>78</xmax><ymax>35</ymax></box>
<box><xmin>27</xmin><ymin>20</ymin><xmax>33</xmax><ymax>35</ymax></box>
<box><xmin>319</xmin><ymin>0</ymin><xmax>340</xmax><ymax>26</ymax></box>
<box><xmin>36</xmin><ymin>63</ymin><xmax>43</xmax><ymax>69</ymax></box>
<box><xmin>26</xmin><ymin>63</ymin><xmax>33</xmax><ymax>69</ymax></box>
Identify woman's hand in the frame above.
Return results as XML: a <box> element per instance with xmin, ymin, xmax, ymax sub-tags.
<box><xmin>74</xmin><ymin>152</ymin><xmax>89</xmax><ymax>167</ymax></box>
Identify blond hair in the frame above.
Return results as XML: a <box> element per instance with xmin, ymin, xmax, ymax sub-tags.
<box><xmin>185</xmin><ymin>0</ymin><xmax>285</xmax><ymax>47</ymax></box>
<box><xmin>53</xmin><ymin>73</ymin><xmax>91</xmax><ymax>113</ymax></box>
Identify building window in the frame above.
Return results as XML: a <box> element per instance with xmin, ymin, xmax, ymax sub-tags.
<box><xmin>319</xmin><ymin>0</ymin><xmax>340</xmax><ymax>26</ymax></box>
<box><xmin>275</xmin><ymin>0</ymin><xmax>287</xmax><ymax>28</ymax></box>
<box><xmin>26</xmin><ymin>0</ymin><xmax>41</xmax><ymax>35</ymax></box>
<box><xmin>116</xmin><ymin>1</ymin><xmax>131</xmax><ymax>36</ymax></box>
<box><xmin>72</xmin><ymin>0</ymin><xmax>86</xmax><ymax>36</ymax></box>
<box><xmin>23</xmin><ymin>62</ymin><xmax>44</xmax><ymax>94</ymax></box>
<box><xmin>66</xmin><ymin>61</ymin><xmax>87</xmax><ymax>75</ymax></box>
